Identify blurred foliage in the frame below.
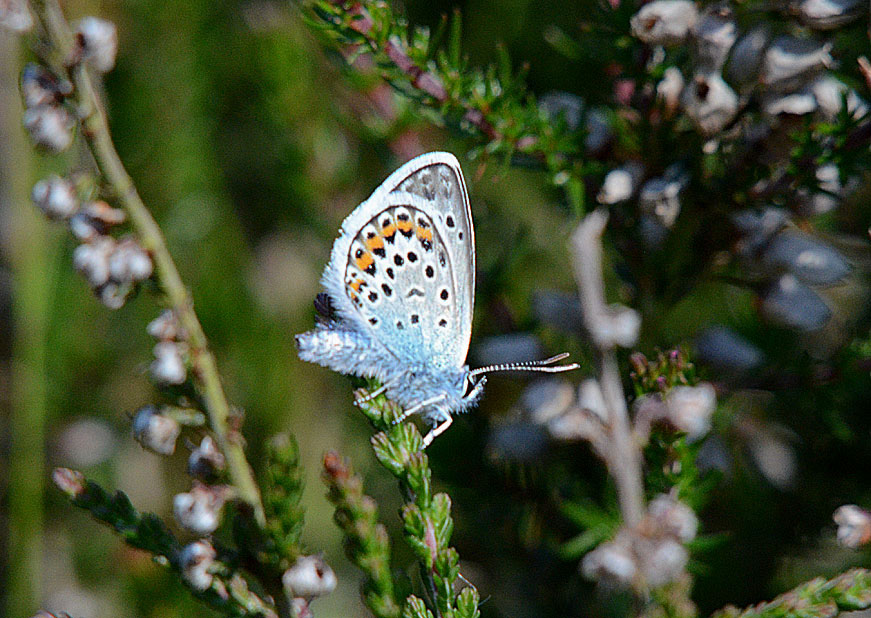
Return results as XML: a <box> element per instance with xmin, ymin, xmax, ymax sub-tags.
<box><xmin>3</xmin><ymin>0</ymin><xmax>871</xmax><ymax>615</ymax></box>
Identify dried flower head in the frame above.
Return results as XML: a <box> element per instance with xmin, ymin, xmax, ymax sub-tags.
<box><xmin>132</xmin><ymin>405</ymin><xmax>181</xmax><ymax>455</ymax></box>
<box><xmin>664</xmin><ymin>383</ymin><xmax>716</xmax><ymax>440</ymax></box>
<box><xmin>630</xmin><ymin>0</ymin><xmax>699</xmax><ymax>45</ymax></box>
<box><xmin>173</xmin><ymin>483</ymin><xmax>233</xmax><ymax>535</ymax></box>
<box><xmin>23</xmin><ymin>104</ymin><xmax>74</xmax><ymax>152</ymax></box>
<box><xmin>21</xmin><ymin>63</ymin><xmax>71</xmax><ymax>108</ymax></box>
<box><xmin>73</xmin><ymin>237</ymin><xmax>115</xmax><ymax>288</ymax></box>
<box><xmin>179</xmin><ymin>540</ymin><xmax>217</xmax><ymax>591</ymax></box>
<box><xmin>188</xmin><ymin>435</ymin><xmax>226</xmax><ymax>482</ymax></box>
<box><xmin>834</xmin><ymin>505</ymin><xmax>871</xmax><ymax>549</ymax></box>
<box><xmin>32</xmin><ymin>175</ymin><xmax>78</xmax><ymax>220</ymax></box>
<box><xmin>150</xmin><ymin>341</ymin><xmax>187</xmax><ymax>385</ymax></box>
<box><xmin>73</xmin><ymin>17</ymin><xmax>118</xmax><ymax>72</ymax></box>
<box><xmin>0</xmin><ymin>0</ymin><xmax>33</xmax><ymax>32</ymax></box>
<box><xmin>283</xmin><ymin>555</ymin><xmax>338</xmax><ymax>600</ymax></box>
<box><xmin>681</xmin><ymin>72</ymin><xmax>739</xmax><ymax>136</ymax></box>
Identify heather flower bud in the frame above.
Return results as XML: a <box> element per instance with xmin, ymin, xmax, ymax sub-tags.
<box><xmin>725</xmin><ymin>26</ymin><xmax>770</xmax><ymax>90</ymax></box>
<box><xmin>52</xmin><ymin>467</ymin><xmax>87</xmax><ymax>498</ymax></box>
<box><xmin>647</xmin><ymin>494</ymin><xmax>699</xmax><ymax>542</ymax></box>
<box><xmin>283</xmin><ymin>555</ymin><xmax>337</xmax><ymax>600</ymax></box>
<box><xmin>597</xmin><ymin>163</ymin><xmax>644</xmax><ymax>205</ymax></box>
<box><xmin>21</xmin><ymin>63</ymin><xmax>71</xmax><ymax>108</ymax></box>
<box><xmin>23</xmin><ymin>105</ymin><xmax>74</xmax><ymax>152</ymax></box>
<box><xmin>0</xmin><ymin>0</ymin><xmax>33</xmax><ymax>32</ymax></box>
<box><xmin>188</xmin><ymin>436</ymin><xmax>226</xmax><ymax>481</ymax></box>
<box><xmin>108</xmin><ymin>236</ymin><xmax>153</xmax><ymax>283</ymax></box>
<box><xmin>638</xmin><ymin>166</ymin><xmax>689</xmax><ymax>228</ymax></box>
<box><xmin>656</xmin><ymin>67</ymin><xmax>684</xmax><ymax>113</ymax></box>
<box><xmin>522</xmin><ymin>379</ymin><xmax>575</xmax><ymax>424</ymax></box>
<box><xmin>681</xmin><ymin>72</ymin><xmax>739</xmax><ymax>136</ymax></box>
<box><xmin>582</xmin><ymin>536</ymin><xmax>637</xmax><ymax>585</ymax></box>
<box><xmin>833</xmin><ymin>505</ymin><xmax>871</xmax><ymax>549</ymax></box>
<box><xmin>664</xmin><ymin>383</ymin><xmax>716</xmax><ymax>441</ymax></box>
<box><xmin>69</xmin><ymin>212</ymin><xmax>101</xmax><ymax>242</ymax></box>
<box><xmin>641</xmin><ymin>538</ymin><xmax>689</xmax><ymax>587</ymax></box>
<box><xmin>132</xmin><ymin>405</ymin><xmax>180</xmax><ymax>455</ymax></box>
<box><xmin>792</xmin><ymin>0</ymin><xmax>864</xmax><ymax>29</ymax></box>
<box><xmin>147</xmin><ymin>309</ymin><xmax>182</xmax><ymax>340</ymax></box>
<box><xmin>762</xmin><ymin>92</ymin><xmax>818</xmax><ymax>116</ymax></box>
<box><xmin>98</xmin><ymin>281</ymin><xmax>129</xmax><ymax>310</ymax></box>
<box><xmin>73</xmin><ymin>17</ymin><xmax>118</xmax><ymax>72</ymax></box>
<box><xmin>174</xmin><ymin>483</ymin><xmax>232</xmax><ymax>535</ymax></box>
<box><xmin>761</xmin><ymin>36</ymin><xmax>833</xmax><ymax>92</ymax></box>
<box><xmin>692</xmin><ymin>5</ymin><xmax>737</xmax><ymax>72</ymax></box>
<box><xmin>630</xmin><ymin>0</ymin><xmax>698</xmax><ymax>45</ymax></box>
<box><xmin>31</xmin><ymin>175</ymin><xmax>78</xmax><ymax>220</ymax></box>
<box><xmin>179</xmin><ymin>540</ymin><xmax>216</xmax><ymax>591</ymax></box>
<box><xmin>809</xmin><ymin>75</ymin><xmax>868</xmax><ymax>121</ymax></box>
<box><xmin>150</xmin><ymin>341</ymin><xmax>187</xmax><ymax>385</ymax></box>
<box><xmin>73</xmin><ymin>237</ymin><xmax>115</xmax><ymax>288</ymax></box>
<box><xmin>578</xmin><ymin>378</ymin><xmax>608</xmax><ymax>422</ymax></box>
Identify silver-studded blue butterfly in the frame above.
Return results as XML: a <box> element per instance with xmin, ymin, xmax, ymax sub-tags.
<box><xmin>296</xmin><ymin>152</ymin><xmax>578</xmax><ymax>446</ymax></box>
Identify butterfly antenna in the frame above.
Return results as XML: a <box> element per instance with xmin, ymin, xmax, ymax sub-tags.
<box><xmin>469</xmin><ymin>353</ymin><xmax>580</xmax><ymax>377</ymax></box>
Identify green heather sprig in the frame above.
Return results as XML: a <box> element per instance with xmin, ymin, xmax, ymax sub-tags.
<box><xmin>713</xmin><ymin>569</ymin><xmax>871</xmax><ymax>618</ymax></box>
<box><xmin>52</xmin><ymin>469</ymin><xmax>276</xmax><ymax>618</ymax></box>
<box><xmin>306</xmin><ymin>0</ymin><xmax>595</xmax><ymax>212</ymax></box>
<box><xmin>345</xmin><ymin>389</ymin><xmax>481</xmax><ymax>618</ymax></box>
<box><xmin>323</xmin><ymin>451</ymin><xmax>402</xmax><ymax>618</ymax></box>
<box><xmin>260</xmin><ymin>434</ymin><xmax>306</xmax><ymax>571</ymax></box>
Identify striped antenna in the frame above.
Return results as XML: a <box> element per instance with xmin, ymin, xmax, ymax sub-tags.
<box><xmin>469</xmin><ymin>352</ymin><xmax>580</xmax><ymax>378</ymax></box>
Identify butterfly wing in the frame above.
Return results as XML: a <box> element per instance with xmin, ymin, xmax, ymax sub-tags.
<box><xmin>322</xmin><ymin>152</ymin><xmax>475</xmax><ymax>369</ymax></box>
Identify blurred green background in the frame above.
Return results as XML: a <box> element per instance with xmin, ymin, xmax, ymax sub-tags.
<box><xmin>3</xmin><ymin>0</ymin><xmax>871</xmax><ymax>617</ymax></box>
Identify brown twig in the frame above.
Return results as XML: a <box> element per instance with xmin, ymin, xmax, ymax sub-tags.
<box><xmin>29</xmin><ymin>0</ymin><xmax>265</xmax><ymax>525</ymax></box>
<box><xmin>570</xmin><ymin>209</ymin><xmax>646</xmax><ymax>526</ymax></box>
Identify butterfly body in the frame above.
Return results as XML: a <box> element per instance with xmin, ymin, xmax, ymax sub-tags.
<box><xmin>297</xmin><ymin>152</ymin><xmax>576</xmax><ymax>444</ymax></box>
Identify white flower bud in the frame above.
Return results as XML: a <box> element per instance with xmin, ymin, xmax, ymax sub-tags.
<box><xmin>108</xmin><ymin>237</ymin><xmax>153</xmax><ymax>283</ymax></box>
<box><xmin>522</xmin><ymin>379</ymin><xmax>575</xmax><ymax>424</ymax></box>
<box><xmin>73</xmin><ymin>17</ymin><xmax>118</xmax><ymax>72</ymax></box>
<box><xmin>630</xmin><ymin>0</ymin><xmax>699</xmax><ymax>45</ymax></box>
<box><xmin>656</xmin><ymin>67</ymin><xmax>684</xmax><ymax>112</ymax></box>
<box><xmin>69</xmin><ymin>213</ymin><xmax>101</xmax><ymax>242</ymax></box>
<box><xmin>188</xmin><ymin>436</ymin><xmax>226</xmax><ymax>481</ymax></box>
<box><xmin>132</xmin><ymin>405</ymin><xmax>180</xmax><ymax>455</ymax></box>
<box><xmin>664</xmin><ymin>383</ymin><xmax>716</xmax><ymax>441</ymax></box>
<box><xmin>638</xmin><ymin>166</ymin><xmax>689</xmax><ymax>228</ymax></box>
<box><xmin>23</xmin><ymin>105</ymin><xmax>74</xmax><ymax>152</ymax></box>
<box><xmin>0</xmin><ymin>0</ymin><xmax>33</xmax><ymax>32</ymax></box>
<box><xmin>761</xmin><ymin>36</ymin><xmax>833</xmax><ymax>92</ymax></box>
<box><xmin>681</xmin><ymin>72</ymin><xmax>739</xmax><ymax>136</ymax></box>
<box><xmin>577</xmin><ymin>378</ymin><xmax>608</xmax><ymax>423</ymax></box>
<box><xmin>150</xmin><ymin>341</ymin><xmax>187</xmax><ymax>385</ymax></box>
<box><xmin>179</xmin><ymin>540</ymin><xmax>216</xmax><ymax>591</ymax></box>
<box><xmin>31</xmin><ymin>175</ymin><xmax>78</xmax><ymax>220</ymax></box>
<box><xmin>99</xmin><ymin>281</ymin><xmax>129</xmax><ymax>310</ymax></box>
<box><xmin>21</xmin><ymin>63</ymin><xmax>71</xmax><ymax>108</ymax></box>
<box><xmin>640</xmin><ymin>538</ymin><xmax>689</xmax><ymax>587</ymax></box>
<box><xmin>833</xmin><ymin>505</ymin><xmax>871</xmax><ymax>549</ymax></box>
<box><xmin>73</xmin><ymin>237</ymin><xmax>115</xmax><ymax>288</ymax></box>
<box><xmin>647</xmin><ymin>494</ymin><xmax>699</xmax><ymax>542</ymax></box>
<box><xmin>809</xmin><ymin>75</ymin><xmax>868</xmax><ymax>121</ymax></box>
<box><xmin>147</xmin><ymin>309</ymin><xmax>182</xmax><ymax>340</ymax></box>
<box><xmin>582</xmin><ymin>538</ymin><xmax>637</xmax><ymax>585</ymax></box>
<box><xmin>762</xmin><ymin>92</ymin><xmax>818</xmax><ymax>116</ymax></box>
<box><xmin>174</xmin><ymin>484</ymin><xmax>231</xmax><ymax>535</ymax></box>
<box><xmin>282</xmin><ymin>555</ymin><xmax>337</xmax><ymax>600</ymax></box>
<box><xmin>792</xmin><ymin>0</ymin><xmax>864</xmax><ymax>29</ymax></box>
<box><xmin>597</xmin><ymin>162</ymin><xmax>644</xmax><ymax>205</ymax></box>
<box><xmin>692</xmin><ymin>5</ymin><xmax>738</xmax><ymax>72</ymax></box>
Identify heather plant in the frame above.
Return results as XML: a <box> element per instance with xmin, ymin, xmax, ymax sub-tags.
<box><xmin>4</xmin><ymin>0</ymin><xmax>871</xmax><ymax>617</ymax></box>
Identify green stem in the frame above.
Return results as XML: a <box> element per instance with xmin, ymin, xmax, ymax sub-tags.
<box><xmin>30</xmin><ymin>0</ymin><xmax>265</xmax><ymax>525</ymax></box>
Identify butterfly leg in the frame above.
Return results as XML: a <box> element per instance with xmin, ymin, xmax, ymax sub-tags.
<box><xmin>355</xmin><ymin>372</ymin><xmax>407</xmax><ymax>405</ymax></box>
<box><xmin>391</xmin><ymin>393</ymin><xmax>447</xmax><ymax>426</ymax></box>
<box><xmin>422</xmin><ymin>415</ymin><xmax>453</xmax><ymax>448</ymax></box>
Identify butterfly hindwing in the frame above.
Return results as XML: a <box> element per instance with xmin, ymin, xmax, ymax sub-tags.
<box><xmin>323</xmin><ymin>152</ymin><xmax>474</xmax><ymax>369</ymax></box>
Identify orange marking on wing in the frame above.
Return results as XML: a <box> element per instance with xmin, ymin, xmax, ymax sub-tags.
<box><xmin>355</xmin><ymin>253</ymin><xmax>374</xmax><ymax>271</ymax></box>
<box><xmin>382</xmin><ymin>222</ymin><xmax>396</xmax><ymax>237</ymax></box>
<box><xmin>416</xmin><ymin>226</ymin><xmax>433</xmax><ymax>243</ymax></box>
<box><xmin>349</xmin><ymin>279</ymin><xmax>363</xmax><ymax>293</ymax></box>
<box><xmin>365</xmin><ymin>235</ymin><xmax>384</xmax><ymax>252</ymax></box>
<box><xmin>396</xmin><ymin>219</ymin><xmax>413</xmax><ymax>234</ymax></box>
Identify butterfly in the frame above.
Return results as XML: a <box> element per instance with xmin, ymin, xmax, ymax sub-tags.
<box><xmin>296</xmin><ymin>152</ymin><xmax>578</xmax><ymax>446</ymax></box>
